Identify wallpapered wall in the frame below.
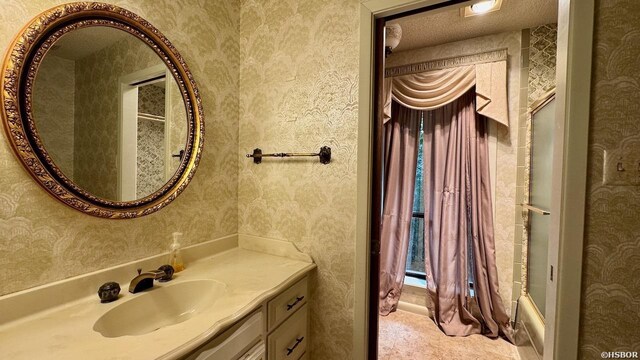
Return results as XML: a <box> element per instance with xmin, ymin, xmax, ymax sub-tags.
<box><xmin>168</xmin><ymin>79</ymin><xmax>187</xmax><ymax>179</ymax></box>
<box><xmin>386</xmin><ymin>31</ymin><xmax>522</xmax><ymax>317</ymax></box>
<box><xmin>0</xmin><ymin>0</ymin><xmax>239</xmax><ymax>296</ymax></box>
<box><xmin>32</xmin><ymin>54</ymin><xmax>76</xmax><ymax>177</ymax></box>
<box><xmin>138</xmin><ymin>83</ymin><xmax>166</xmax><ymax>116</ymax></box>
<box><xmin>527</xmin><ymin>24</ymin><xmax>558</xmax><ymax>107</ymax></box>
<box><xmin>74</xmin><ymin>33</ymin><xmax>165</xmax><ymax>200</ymax></box>
<box><xmin>136</xmin><ymin>120</ymin><xmax>165</xmax><ymax>198</ymax></box>
<box><xmin>579</xmin><ymin>0</ymin><xmax>640</xmax><ymax>357</ymax></box>
<box><xmin>238</xmin><ymin>0</ymin><xmax>360</xmax><ymax>358</ymax></box>
<box><xmin>137</xmin><ymin>84</ymin><xmax>167</xmax><ymax>199</ymax></box>
<box><xmin>5</xmin><ymin>1</ymin><xmax>637</xmax><ymax>359</ymax></box>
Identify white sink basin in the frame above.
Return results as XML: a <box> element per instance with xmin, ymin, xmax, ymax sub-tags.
<box><xmin>93</xmin><ymin>279</ymin><xmax>226</xmax><ymax>338</ymax></box>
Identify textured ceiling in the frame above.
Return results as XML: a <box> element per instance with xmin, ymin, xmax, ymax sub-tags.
<box><xmin>389</xmin><ymin>0</ymin><xmax>558</xmax><ymax>52</ymax></box>
<box><xmin>50</xmin><ymin>27</ymin><xmax>130</xmax><ymax>61</ymax></box>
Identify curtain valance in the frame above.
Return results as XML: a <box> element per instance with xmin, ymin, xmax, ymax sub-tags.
<box><xmin>383</xmin><ymin>56</ymin><xmax>509</xmax><ymax>127</ymax></box>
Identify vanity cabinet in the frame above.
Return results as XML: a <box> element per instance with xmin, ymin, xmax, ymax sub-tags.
<box><xmin>184</xmin><ymin>311</ymin><xmax>264</xmax><ymax>360</ymax></box>
<box><xmin>267</xmin><ymin>304</ymin><xmax>308</xmax><ymax>360</ymax></box>
<box><xmin>0</xmin><ymin>238</ymin><xmax>315</xmax><ymax>360</ymax></box>
<box><xmin>266</xmin><ymin>277</ymin><xmax>308</xmax><ymax>360</ymax></box>
<box><xmin>184</xmin><ymin>276</ymin><xmax>309</xmax><ymax>360</ymax></box>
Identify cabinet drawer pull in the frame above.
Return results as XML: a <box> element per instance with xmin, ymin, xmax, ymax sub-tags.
<box><xmin>286</xmin><ymin>337</ymin><xmax>304</xmax><ymax>356</ymax></box>
<box><xmin>286</xmin><ymin>296</ymin><xmax>304</xmax><ymax>311</ymax></box>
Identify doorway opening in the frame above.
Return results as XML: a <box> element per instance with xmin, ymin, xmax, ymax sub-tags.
<box><xmin>119</xmin><ymin>65</ymin><xmax>175</xmax><ymax>201</ymax></box>
<box><xmin>360</xmin><ymin>0</ymin><xmax>593</xmax><ymax>359</ymax></box>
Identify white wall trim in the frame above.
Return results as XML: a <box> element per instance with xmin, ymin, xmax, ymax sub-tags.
<box><xmin>354</xmin><ymin>5</ymin><xmax>374</xmax><ymax>360</ymax></box>
<box><xmin>545</xmin><ymin>1</ymin><xmax>594</xmax><ymax>359</ymax></box>
<box><xmin>119</xmin><ymin>82</ymin><xmax>138</xmax><ymax>201</ymax></box>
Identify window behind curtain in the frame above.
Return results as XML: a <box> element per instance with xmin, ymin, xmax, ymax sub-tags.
<box><xmin>405</xmin><ymin>116</ymin><xmax>425</xmax><ymax>280</ymax></box>
<box><xmin>404</xmin><ymin>114</ymin><xmax>477</xmax><ymax>294</ymax></box>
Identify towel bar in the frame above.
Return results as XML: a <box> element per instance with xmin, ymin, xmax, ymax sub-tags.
<box><xmin>246</xmin><ymin>146</ymin><xmax>331</xmax><ymax>164</ymax></box>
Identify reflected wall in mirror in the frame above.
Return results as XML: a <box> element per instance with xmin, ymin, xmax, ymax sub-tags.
<box><xmin>1</xmin><ymin>3</ymin><xmax>203</xmax><ymax>218</ymax></box>
<box><xmin>33</xmin><ymin>27</ymin><xmax>188</xmax><ymax>202</ymax></box>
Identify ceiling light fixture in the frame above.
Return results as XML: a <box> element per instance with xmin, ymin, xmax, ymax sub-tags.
<box><xmin>471</xmin><ymin>0</ymin><xmax>496</xmax><ymax>14</ymax></box>
<box><xmin>385</xmin><ymin>23</ymin><xmax>402</xmax><ymax>57</ymax></box>
<box><xmin>461</xmin><ymin>0</ymin><xmax>502</xmax><ymax>17</ymax></box>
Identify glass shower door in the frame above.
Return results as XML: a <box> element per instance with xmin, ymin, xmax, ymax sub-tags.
<box><xmin>525</xmin><ymin>93</ymin><xmax>555</xmax><ymax>318</ymax></box>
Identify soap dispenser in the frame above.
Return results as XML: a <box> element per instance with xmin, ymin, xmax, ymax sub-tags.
<box><xmin>168</xmin><ymin>232</ymin><xmax>185</xmax><ymax>272</ymax></box>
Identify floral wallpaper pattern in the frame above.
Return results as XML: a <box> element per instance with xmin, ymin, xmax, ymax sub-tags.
<box><xmin>387</xmin><ymin>31</ymin><xmax>523</xmax><ymax>318</ymax></box>
<box><xmin>0</xmin><ymin>0</ymin><xmax>239</xmax><ymax>297</ymax></box>
<box><xmin>136</xmin><ymin>120</ymin><xmax>165</xmax><ymax>199</ymax></box>
<box><xmin>138</xmin><ymin>83</ymin><xmax>165</xmax><ymax>116</ymax></box>
<box><xmin>32</xmin><ymin>54</ymin><xmax>76</xmax><ymax>177</ymax></box>
<box><xmin>579</xmin><ymin>0</ymin><xmax>640</xmax><ymax>357</ymax></box>
<box><xmin>239</xmin><ymin>0</ymin><xmax>360</xmax><ymax>358</ymax></box>
<box><xmin>137</xmin><ymin>84</ymin><xmax>167</xmax><ymax>199</ymax></box>
<box><xmin>9</xmin><ymin>2</ymin><xmax>638</xmax><ymax>359</ymax></box>
<box><xmin>527</xmin><ymin>24</ymin><xmax>557</xmax><ymax>106</ymax></box>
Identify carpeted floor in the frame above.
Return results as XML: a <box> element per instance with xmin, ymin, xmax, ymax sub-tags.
<box><xmin>378</xmin><ymin>310</ymin><xmax>519</xmax><ymax>360</ymax></box>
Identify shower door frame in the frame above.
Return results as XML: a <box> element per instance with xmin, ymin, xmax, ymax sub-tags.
<box><xmin>355</xmin><ymin>1</ymin><xmax>595</xmax><ymax>359</ymax></box>
<box><xmin>524</xmin><ymin>89</ymin><xmax>557</xmax><ymax>319</ymax></box>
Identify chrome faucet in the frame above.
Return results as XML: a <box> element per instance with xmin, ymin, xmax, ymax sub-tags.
<box><xmin>128</xmin><ymin>268</ymin><xmax>167</xmax><ymax>293</ymax></box>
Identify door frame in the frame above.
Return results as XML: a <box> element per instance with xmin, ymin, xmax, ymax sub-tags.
<box><xmin>118</xmin><ymin>64</ymin><xmax>168</xmax><ymax>201</ymax></box>
<box><xmin>354</xmin><ymin>0</ymin><xmax>594</xmax><ymax>359</ymax></box>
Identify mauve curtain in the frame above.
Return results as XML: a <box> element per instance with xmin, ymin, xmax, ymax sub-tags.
<box><xmin>423</xmin><ymin>89</ymin><xmax>514</xmax><ymax>340</ymax></box>
<box><xmin>379</xmin><ymin>101</ymin><xmax>421</xmax><ymax>316</ymax></box>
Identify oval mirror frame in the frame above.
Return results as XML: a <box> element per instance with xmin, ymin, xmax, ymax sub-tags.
<box><xmin>1</xmin><ymin>3</ymin><xmax>204</xmax><ymax>219</ymax></box>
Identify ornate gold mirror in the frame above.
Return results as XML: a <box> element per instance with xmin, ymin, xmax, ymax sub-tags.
<box><xmin>1</xmin><ymin>3</ymin><xmax>204</xmax><ymax>218</ymax></box>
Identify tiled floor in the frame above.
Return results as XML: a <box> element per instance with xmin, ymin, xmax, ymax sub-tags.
<box><xmin>378</xmin><ymin>310</ymin><xmax>519</xmax><ymax>360</ymax></box>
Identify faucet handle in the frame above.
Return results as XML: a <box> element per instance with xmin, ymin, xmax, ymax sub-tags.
<box><xmin>98</xmin><ymin>282</ymin><xmax>121</xmax><ymax>303</ymax></box>
<box><xmin>158</xmin><ymin>265</ymin><xmax>175</xmax><ymax>282</ymax></box>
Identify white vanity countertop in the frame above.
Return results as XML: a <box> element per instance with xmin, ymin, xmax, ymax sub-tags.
<box><xmin>0</xmin><ymin>237</ymin><xmax>315</xmax><ymax>360</ymax></box>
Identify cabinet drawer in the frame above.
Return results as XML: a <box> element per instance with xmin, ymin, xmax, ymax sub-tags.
<box><xmin>268</xmin><ymin>277</ymin><xmax>308</xmax><ymax>331</ymax></box>
<box><xmin>240</xmin><ymin>342</ymin><xmax>265</xmax><ymax>360</ymax></box>
<box><xmin>267</xmin><ymin>304</ymin><xmax>308</xmax><ymax>360</ymax></box>
<box><xmin>185</xmin><ymin>311</ymin><xmax>262</xmax><ymax>360</ymax></box>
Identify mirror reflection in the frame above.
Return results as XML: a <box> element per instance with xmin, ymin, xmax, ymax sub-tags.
<box><xmin>33</xmin><ymin>26</ymin><xmax>187</xmax><ymax>202</ymax></box>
